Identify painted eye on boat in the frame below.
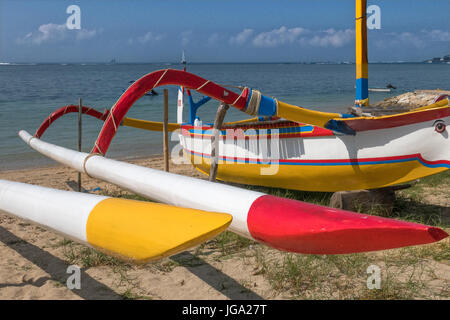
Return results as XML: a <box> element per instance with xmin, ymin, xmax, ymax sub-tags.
<box><xmin>435</xmin><ymin>122</ymin><xmax>446</xmax><ymax>133</ymax></box>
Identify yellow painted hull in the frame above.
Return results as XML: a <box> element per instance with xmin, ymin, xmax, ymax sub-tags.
<box><xmin>186</xmin><ymin>153</ymin><xmax>447</xmax><ymax>192</ymax></box>
<box><xmin>87</xmin><ymin>198</ymin><xmax>232</xmax><ymax>263</ymax></box>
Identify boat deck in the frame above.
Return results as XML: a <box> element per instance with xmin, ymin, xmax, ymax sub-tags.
<box><xmin>350</xmin><ymin>90</ymin><xmax>449</xmax><ymax>116</ymax></box>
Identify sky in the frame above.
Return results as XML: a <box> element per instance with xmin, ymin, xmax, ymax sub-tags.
<box><xmin>0</xmin><ymin>0</ymin><xmax>448</xmax><ymax>63</ymax></box>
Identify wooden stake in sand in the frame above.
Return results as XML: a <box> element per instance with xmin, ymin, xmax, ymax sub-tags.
<box><xmin>209</xmin><ymin>103</ymin><xmax>229</xmax><ymax>182</ymax></box>
<box><xmin>163</xmin><ymin>89</ymin><xmax>169</xmax><ymax>172</ymax></box>
<box><xmin>78</xmin><ymin>98</ymin><xmax>82</xmax><ymax>192</ymax></box>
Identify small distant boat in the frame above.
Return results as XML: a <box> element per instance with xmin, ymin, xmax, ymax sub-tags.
<box><xmin>369</xmin><ymin>83</ymin><xmax>396</xmax><ymax>92</ymax></box>
<box><xmin>127</xmin><ymin>80</ymin><xmax>158</xmax><ymax>96</ymax></box>
<box><xmin>369</xmin><ymin>88</ymin><xmax>392</xmax><ymax>92</ymax></box>
<box><xmin>178</xmin><ymin>50</ymin><xmax>187</xmax><ymax>123</ymax></box>
<box><xmin>181</xmin><ymin>50</ymin><xmax>186</xmax><ymax>65</ymax></box>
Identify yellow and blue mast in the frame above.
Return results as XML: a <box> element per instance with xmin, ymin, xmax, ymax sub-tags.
<box><xmin>355</xmin><ymin>0</ymin><xmax>369</xmax><ymax>106</ymax></box>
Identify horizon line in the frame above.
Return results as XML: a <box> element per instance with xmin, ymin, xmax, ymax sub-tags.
<box><xmin>1</xmin><ymin>60</ymin><xmax>445</xmax><ymax>65</ymax></box>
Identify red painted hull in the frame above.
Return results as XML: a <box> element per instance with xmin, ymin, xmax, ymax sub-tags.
<box><xmin>247</xmin><ymin>195</ymin><xmax>448</xmax><ymax>254</ymax></box>
<box><xmin>342</xmin><ymin>107</ymin><xmax>450</xmax><ymax>132</ymax></box>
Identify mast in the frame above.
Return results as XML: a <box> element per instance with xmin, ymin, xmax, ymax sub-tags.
<box><xmin>355</xmin><ymin>0</ymin><xmax>369</xmax><ymax>106</ymax></box>
<box><xmin>181</xmin><ymin>50</ymin><xmax>186</xmax><ymax>65</ymax></box>
<box><xmin>178</xmin><ymin>50</ymin><xmax>186</xmax><ymax>124</ymax></box>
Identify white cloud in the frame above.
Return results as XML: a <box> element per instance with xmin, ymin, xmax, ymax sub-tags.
<box><xmin>252</xmin><ymin>26</ymin><xmax>307</xmax><ymax>48</ymax></box>
<box><xmin>229</xmin><ymin>26</ymin><xmax>354</xmax><ymax>48</ymax></box>
<box><xmin>136</xmin><ymin>32</ymin><xmax>165</xmax><ymax>44</ymax></box>
<box><xmin>19</xmin><ymin>23</ymin><xmax>66</xmax><ymax>45</ymax></box>
<box><xmin>306</xmin><ymin>28</ymin><xmax>354</xmax><ymax>48</ymax></box>
<box><xmin>181</xmin><ymin>31</ymin><xmax>193</xmax><ymax>46</ymax></box>
<box><xmin>398</xmin><ymin>32</ymin><xmax>424</xmax><ymax>48</ymax></box>
<box><xmin>76</xmin><ymin>28</ymin><xmax>102</xmax><ymax>40</ymax></box>
<box><xmin>207</xmin><ymin>33</ymin><xmax>219</xmax><ymax>46</ymax></box>
<box><xmin>374</xmin><ymin>30</ymin><xmax>448</xmax><ymax>49</ymax></box>
<box><xmin>229</xmin><ymin>28</ymin><xmax>254</xmax><ymax>46</ymax></box>
<box><xmin>17</xmin><ymin>23</ymin><xmax>100</xmax><ymax>45</ymax></box>
<box><xmin>428</xmin><ymin>29</ymin><xmax>449</xmax><ymax>42</ymax></box>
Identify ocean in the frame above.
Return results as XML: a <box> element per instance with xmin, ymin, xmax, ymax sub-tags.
<box><xmin>0</xmin><ymin>63</ymin><xmax>448</xmax><ymax>170</ymax></box>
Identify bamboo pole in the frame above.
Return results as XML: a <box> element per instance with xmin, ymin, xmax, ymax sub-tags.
<box><xmin>78</xmin><ymin>98</ymin><xmax>82</xmax><ymax>192</ymax></box>
<box><xmin>209</xmin><ymin>103</ymin><xmax>229</xmax><ymax>182</ymax></box>
<box><xmin>163</xmin><ymin>89</ymin><xmax>169</xmax><ymax>172</ymax></box>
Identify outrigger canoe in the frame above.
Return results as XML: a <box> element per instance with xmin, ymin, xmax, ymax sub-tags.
<box><xmin>31</xmin><ymin>0</ymin><xmax>449</xmax><ymax>192</ymax></box>
<box><xmin>33</xmin><ymin>69</ymin><xmax>450</xmax><ymax>192</ymax></box>
<box><xmin>3</xmin><ymin>0</ymin><xmax>448</xmax><ymax>264</ymax></box>
<box><xmin>17</xmin><ymin>130</ymin><xmax>448</xmax><ymax>254</ymax></box>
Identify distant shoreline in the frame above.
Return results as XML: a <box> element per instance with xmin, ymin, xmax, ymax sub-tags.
<box><xmin>2</xmin><ymin>61</ymin><xmax>449</xmax><ymax>66</ymax></box>
<box><xmin>0</xmin><ymin>153</ymin><xmax>164</xmax><ymax>173</ymax></box>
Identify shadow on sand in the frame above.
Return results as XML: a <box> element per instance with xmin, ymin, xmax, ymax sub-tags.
<box><xmin>171</xmin><ymin>252</ymin><xmax>263</xmax><ymax>300</ymax></box>
<box><xmin>0</xmin><ymin>226</ymin><xmax>263</xmax><ymax>299</ymax></box>
<box><xmin>0</xmin><ymin>226</ymin><xmax>122</xmax><ymax>299</ymax></box>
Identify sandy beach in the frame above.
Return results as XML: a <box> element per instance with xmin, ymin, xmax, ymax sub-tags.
<box><xmin>0</xmin><ymin>155</ymin><xmax>448</xmax><ymax>300</ymax></box>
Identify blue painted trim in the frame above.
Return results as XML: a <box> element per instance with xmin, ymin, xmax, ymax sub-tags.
<box><xmin>355</xmin><ymin>78</ymin><xmax>368</xmax><ymax>101</ymax></box>
<box><xmin>186</xmin><ymin>150</ymin><xmax>450</xmax><ymax>168</ymax></box>
<box><xmin>188</xmin><ymin>95</ymin><xmax>212</xmax><ymax>124</ymax></box>
<box><xmin>258</xmin><ymin>95</ymin><xmax>277</xmax><ymax>116</ymax></box>
<box><xmin>325</xmin><ymin>120</ymin><xmax>356</xmax><ymax>135</ymax></box>
<box><xmin>188</xmin><ymin>125</ymin><xmax>315</xmax><ymax>136</ymax></box>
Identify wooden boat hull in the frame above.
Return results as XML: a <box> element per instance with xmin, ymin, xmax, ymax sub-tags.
<box><xmin>30</xmin><ymin>69</ymin><xmax>449</xmax><ymax>192</ymax></box>
<box><xmin>180</xmin><ymin>109</ymin><xmax>450</xmax><ymax>191</ymax></box>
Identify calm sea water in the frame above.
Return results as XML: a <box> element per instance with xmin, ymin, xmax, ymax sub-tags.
<box><xmin>0</xmin><ymin>63</ymin><xmax>448</xmax><ymax>170</ymax></box>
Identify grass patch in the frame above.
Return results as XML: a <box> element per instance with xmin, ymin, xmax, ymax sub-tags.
<box><xmin>121</xmin><ymin>288</ymin><xmax>152</xmax><ymax>300</ymax></box>
<box><xmin>399</xmin><ymin>171</ymin><xmax>450</xmax><ymax>201</ymax></box>
<box><xmin>252</xmin><ymin>234</ymin><xmax>449</xmax><ymax>300</ymax></box>
<box><xmin>392</xmin><ymin>171</ymin><xmax>449</xmax><ymax>227</ymax></box>
<box><xmin>391</xmin><ymin>197</ymin><xmax>446</xmax><ymax>227</ymax></box>
<box><xmin>148</xmin><ymin>259</ymin><xmax>180</xmax><ymax>273</ymax></box>
<box><xmin>61</xmin><ymin>240</ymin><xmax>127</xmax><ymax>269</ymax></box>
<box><xmin>207</xmin><ymin>231</ymin><xmax>255</xmax><ymax>258</ymax></box>
<box><xmin>253</xmin><ymin>247</ymin><xmax>372</xmax><ymax>298</ymax></box>
<box><xmin>414</xmin><ymin>170</ymin><xmax>450</xmax><ymax>189</ymax></box>
<box><xmin>59</xmin><ymin>239</ymin><xmax>151</xmax><ymax>299</ymax></box>
<box><xmin>101</xmin><ymin>190</ymin><xmax>152</xmax><ymax>202</ymax></box>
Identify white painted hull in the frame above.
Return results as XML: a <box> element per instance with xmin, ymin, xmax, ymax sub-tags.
<box><xmin>179</xmin><ymin>114</ymin><xmax>450</xmax><ymax>191</ymax></box>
